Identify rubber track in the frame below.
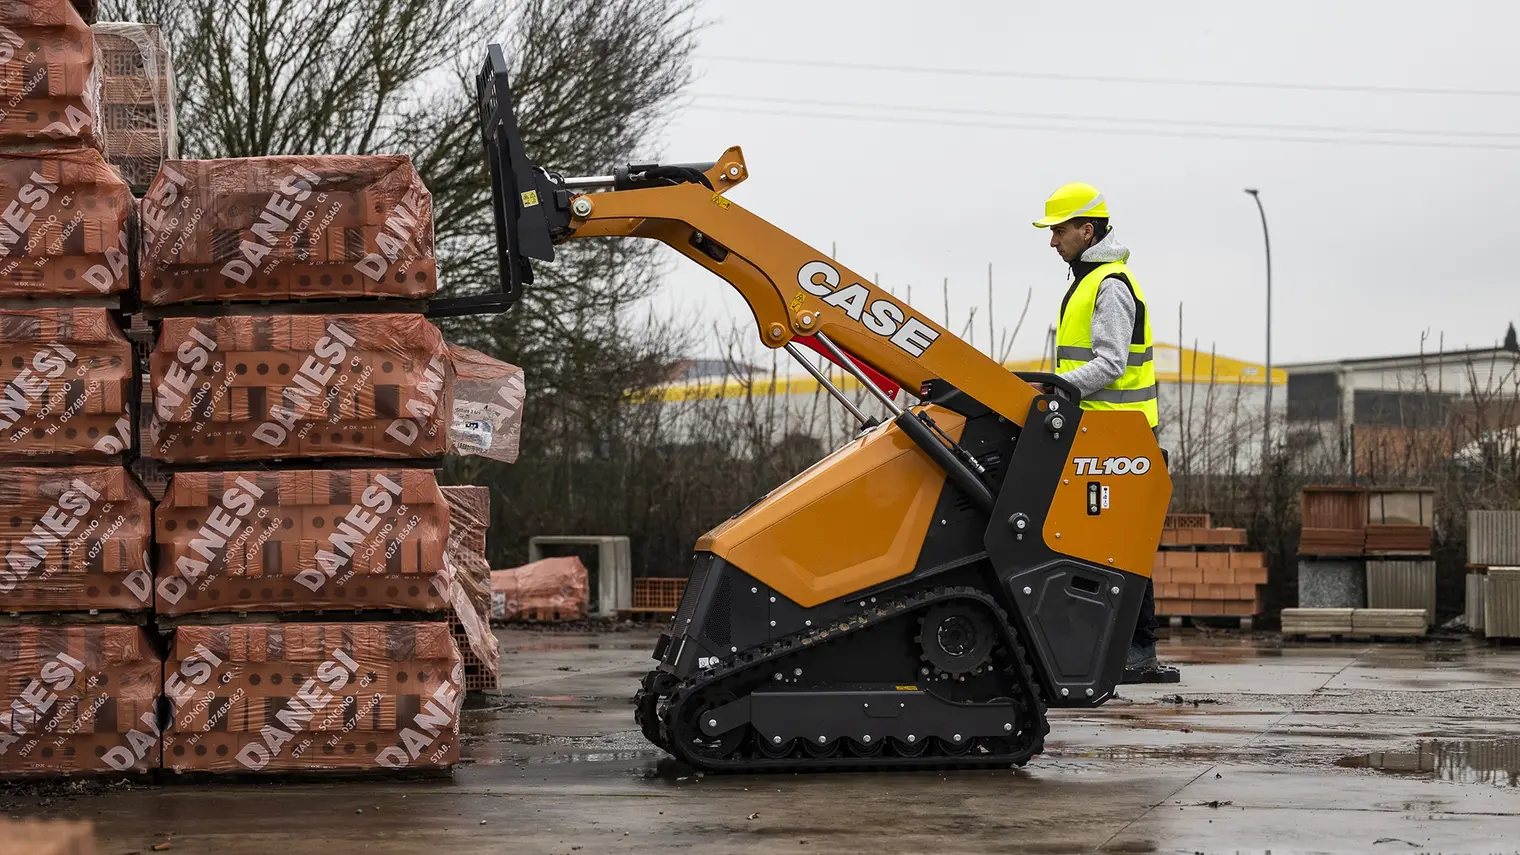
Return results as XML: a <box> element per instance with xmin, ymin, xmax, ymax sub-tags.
<box><xmin>653</xmin><ymin>585</ymin><xmax>1050</xmax><ymax>773</ymax></box>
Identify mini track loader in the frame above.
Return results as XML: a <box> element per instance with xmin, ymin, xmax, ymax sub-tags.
<box><xmin>478</xmin><ymin>45</ymin><xmax>1172</xmax><ymax>772</ymax></box>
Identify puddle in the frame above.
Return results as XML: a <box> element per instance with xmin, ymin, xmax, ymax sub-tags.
<box><xmin>1154</xmin><ymin>641</ymin><xmax>1284</xmax><ymax>665</ymax></box>
<box><xmin>503</xmin><ymin>642</ymin><xmax>652</xmax><ymax>653</ymax></box>
<box><xmin>1337</xmin><ymin>738</ymin><xmax>1520</xmax><ymax>787</ymax></box>
<box><xmin>533</xmin><ymin>749</ymin><xmax>654</xmax><ymax>764</ymax></box>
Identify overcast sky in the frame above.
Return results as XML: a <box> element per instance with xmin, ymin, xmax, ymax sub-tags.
<box><xmin>639</xmin><ymin>0</ymin><xmax>1518</xmax><ymax>367</ymax></box>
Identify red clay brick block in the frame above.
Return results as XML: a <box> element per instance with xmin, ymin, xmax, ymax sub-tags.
<box><xmin>163</xmin><ymin>622</ymin><xmax>462</xmax><ymax>774</ymax></box>
<box><xmin>1197</xmin><ymin>552</ymin><xmax>1231</xmax><ymax>571</ymax></box>
<box><xmin>1201</xmin><ymin>566</ymin><xmax>1236</xmax><ymax>585</ymax></box>
<box><xmin>1171</xmin><ymin>567</ymin><xmax>1203</xmax><ymax>585</ymax></box>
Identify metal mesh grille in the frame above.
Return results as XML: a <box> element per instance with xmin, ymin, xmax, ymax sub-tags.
<box><xmin>671</xmin><ymin>558</ymin><xmax>710</xmax><ymax>639</ymax></box>
<box><xmin>705</xmin><ymin>575</ymin><xmax>732</xmax><ymax>648</ymax></box>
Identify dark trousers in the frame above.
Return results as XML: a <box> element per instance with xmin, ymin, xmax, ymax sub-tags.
<box><xmin>1133</xmin><ymin>579</ymin><xmax>1158</xmax><ymax>647</ymax></box>
<box><xmin>1132</xmin><ymin>423</ymin><xmax>1163</xmax><ymax>648</ymax></box>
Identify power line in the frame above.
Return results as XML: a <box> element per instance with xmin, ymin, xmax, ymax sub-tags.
<box><xmin>686</xmin><ymin>105</ymin><xmax>1520</xmax><ymax>152</ymax></box>
<box><xmin>691</xmin><ymin>93</ymin><xmax>1520</xmax><ymax>140</ymax></box>
<box><xmin>699</xmin><ymin>55</ymin><xmax>1520</xmax><ymax>99</ymax></box>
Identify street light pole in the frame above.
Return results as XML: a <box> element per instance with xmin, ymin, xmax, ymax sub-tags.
<box><xmin>1244</xmin><ymin>188</ymin><xmax>1272</xmax><ymax>466</ymax></box>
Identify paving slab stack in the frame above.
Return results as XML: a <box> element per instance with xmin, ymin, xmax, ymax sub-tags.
<box><xmin>0</xmin><ymin>0</ymin><xmax>161</xmax><ymax>779</ymax></box>
<box><xmin>0</xmin><ymin>2</ymin><xmax>524</xmax><ymax>780</ymax></box>
<box><xmin>1363</xmin><ymin>489</ymin><xmax>1436</xmax><ymax>626</ymax></box>
<box><xmin>1466</xmin><ymin>509</ymin><xmax>1520</xmax><ymax>638</ymax></box>
<box><xmin>1150</xmin><ymin>514</ymin><xmax>1267</xmax><ymax>625</ymax></box>
<box><xmin>1289</xmin><ymin>485</ymin><xmax>1434</xmax><ymax>638</ymax></box>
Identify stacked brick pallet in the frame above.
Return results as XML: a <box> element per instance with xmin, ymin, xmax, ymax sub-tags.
<box><xmin>1290</xmin><ymin>485</ymin><xmax>1435</xmax><ymax>638</ymax></box>
<box><xmin>92</xmin><ymin>23</ymin><xmax>175</xmax><ymax>194</ymax></box>
<box><xmin>162</xmin><ymin>622</ymin><xmax>462</xmax><ymax>773</ymax></box>
<box><xmin>0</xmin><ymin>2</ymin><xmax>525</xmax><ymax>781</ymax></box>
<box><xmin>1152</xmin><ymin>514</ymin><xmax>1266</xmax><ymax>628</ymax></box>
<box><xmin>0</xmin><ymin>0</ymin><xmax>156</xmax><ymax>780</ymax></box>
<box><xmin>136</xmin><ymin>156</ymin><xmax>517</xmax><ymax>774</ymax></box>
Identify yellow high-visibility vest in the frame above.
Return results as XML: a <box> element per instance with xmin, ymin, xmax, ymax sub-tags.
<box><xmin>1056</xmin><ymin>261</ymin><xmax>1158</xmax><ymax>427</ymax></box>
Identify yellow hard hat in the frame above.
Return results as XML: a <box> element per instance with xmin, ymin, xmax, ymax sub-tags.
<box><xmin>1032</xmin><ymin>182</ymin><xmax>1108</xmax><ymax>228</ymax></box>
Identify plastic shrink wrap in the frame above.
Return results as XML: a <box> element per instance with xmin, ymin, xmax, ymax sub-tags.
<box><xmin>0</xmin><ymin>309</ymin><xmax>133</xmax><ymax>460</ymax></box>
<box><xmin>0</xmin><ymin>149</ymin><xmax>132</xmax><ymax>297</ymax></box>
<box><xmin>0</xmin><ymin>0</ymin><xmax>104</xmax><ymax>149</ymax></box>
<box><xmin>439</xmin><ymin>485</ymin><xmax>498</xmax><ymax>682</ymax></box>
<box><xmin>490</xmin><ymin>557</ymin><xmax>588</xmax><ymax>621</ymax></box>
<box><xmin>139</xmin><ymin>155</ymin><xmax>435</xmax><ymax>304</ymax></box>
<box><xmin>154</xmin><ymin>468</ymin><xmax>452</xmax><ymax>616</ymax></box>
<box><xmin>0</xmin><ymin>466</ymin><xmax>152</xmax><ymax>613</ymax></box>
<box><xmin>0</xmin><ymin>625</ymin><xmax>161</xmax><ymax>776</ymax></box>
<box><xmin>446</xmin><ymin>344</ymin><xmax>523</xmax><ymax>464</ymax></box>
<box><xmin>91</xmin><ymin>22</ymin><xmax>175</xmax><ymax>192</ymax></box>
<box><xmin>163</xmin><ymin>622</ymin><xmax>462</xmax><ymax>773</ymax></box>
<box><xmin>144</xmin><ymin>314</ymin><xmax>451</xmax><ymax>463</ymax></box>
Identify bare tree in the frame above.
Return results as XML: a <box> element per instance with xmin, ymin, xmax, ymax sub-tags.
<box><xmin>102</xmin><ymin>0</ymin><xmax>706</xmax><ymax>568</ymax></box>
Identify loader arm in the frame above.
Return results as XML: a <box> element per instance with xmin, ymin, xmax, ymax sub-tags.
<box><xmin>478</xmin><ymin>46</ymin><xmax>1050</xmax><ymax>431</ymax></box>
<box><xmin>564</xmin><ymin>154</ymin><xmax>1042</xmax><ymax>426</ymax></box>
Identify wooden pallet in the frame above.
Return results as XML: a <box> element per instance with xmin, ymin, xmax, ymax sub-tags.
<box><xmin>1162</xmin><ymin>614</ymin><xmax>1256</xmax><ymax>631</ymax></box>
<box><xmin>0</xmin><ymin>610</ymin><xmax>150</xmax><ymax>626</ymax></box>
<box><xmin>154</xmin><ymin>608</ymin><xmax>445</xmax><ymax>628</ymax></box>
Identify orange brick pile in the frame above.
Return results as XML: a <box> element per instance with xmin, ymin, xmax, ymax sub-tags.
<box><xmin>439</xmin><ymin>485</ymin><xmax>499</xmax><ymax>691</ymax></box>
<box><xmin>138</xmin><ymin>156</ymin><xmax>436</xmax><ymax>305</ymax></box>
<box><xmin>1299</xmin><ymin>486</ymin><xmax>1435</xmax><ymax>557</ymax></box>
<box><xmin>0</xmin><ymin>817</ymin><xmax>97</xmax><ymax>854</ymax></box>
<box><xmin>153</xmin><ymin>469</ymin><xmax>452</xmax><ymax>616</ymax></box>
<box><xmin>162</xmin><ymin>622</ymin><xmax>462</xmax><ymax>773</ymax></box>
<box><xmin>0</xmin><ymin>151</ymin><xmax>132</xmax><ymax>297</ymax></box>
<box><xmin>0</xmin><ymin>0</ymin><xmax>104</xmax><ymax>150</ymax></box>
<box><xmin>1299</xmin><ymin>486</ymin><xmax>1367</xmax><ymax>556</ymax></box>
<box><xmin>1153</xmin><ymin>515</ymin><xmax>1265</xmax><ymax>617</ymax></box>
<box><xmin>144</xmin><ymin>314</ymin><xmax>452</xmax><ymax>463</ymax></box>
<box><xmin>491</xmin><ymin>557</ymin><xmax>589</xmax><ymax>621</ymax></box>
<box><xmin>0</xmin><ymin>625</ymin><xmax>161</xmax><ymax>776</ymax></box>
<box><xmin>0</xmin><ymin>5</ymin><xmax>525</xmax><ymax>785</ymax></box>
<box><xmin>0</xmin><ymin>466</ymin><xmax>152</xmax><ymax>613</ymax></box>
<box><xmin>0</xmin><ymin>309</ymin><xmax>133</xmax><ymax>458</ymax></box>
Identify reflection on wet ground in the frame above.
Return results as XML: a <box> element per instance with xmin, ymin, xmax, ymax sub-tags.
<box><xmin>7</xmin><ymin>627</ymin><xmax>1520</xmax><ymax>855</ymax></box>
<box><xmin>1337</xmin><ymin>738</ymin><xmax>1520</xmax><ymax>787</ymax></box>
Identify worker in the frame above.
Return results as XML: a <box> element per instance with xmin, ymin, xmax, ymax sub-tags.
<box><xmin>1033</xmin><ymin>182</ymin><xmax>1169</xmax><ymax>680</ymax></box>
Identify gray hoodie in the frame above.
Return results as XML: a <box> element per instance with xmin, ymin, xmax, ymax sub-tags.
<box><xmin>1057</xmin><ymin>230</ymin><xmax>1138</xmax><ymax>398</ymax></box>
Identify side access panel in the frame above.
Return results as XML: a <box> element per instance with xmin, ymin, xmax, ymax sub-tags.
<box><xmin>983</xmin><ymin>399</ymin><xmax>1165</xmax><ymax>706</ymax></box>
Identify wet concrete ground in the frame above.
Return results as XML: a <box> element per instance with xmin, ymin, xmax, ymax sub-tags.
<box><xmin>8</xmin><ymin>628</ymin><xmax>1520</xmax><ymax>854</ymax></box>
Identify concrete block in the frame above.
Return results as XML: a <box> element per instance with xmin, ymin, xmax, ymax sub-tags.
<box><xmin>1299</xmin><ymin>559</ymin><xmax>1366</xmax><ymax>609</ymax></box>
